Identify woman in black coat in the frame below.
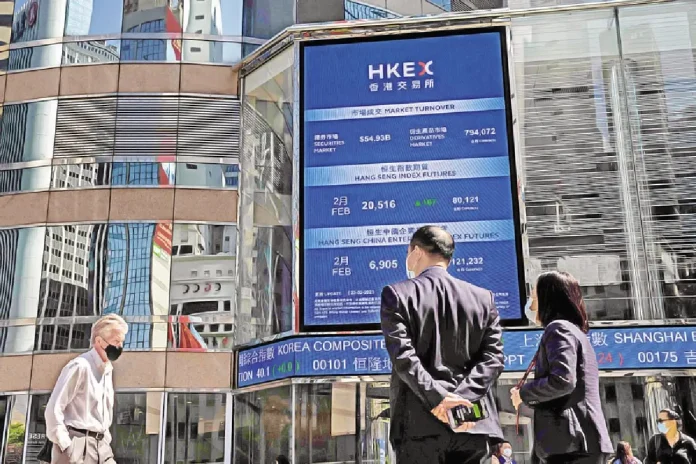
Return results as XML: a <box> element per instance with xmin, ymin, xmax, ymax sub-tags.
<box><xmin>510</xmin><ymin>271</ymin><xmax>613</xmax><ymax>464</ymax></box>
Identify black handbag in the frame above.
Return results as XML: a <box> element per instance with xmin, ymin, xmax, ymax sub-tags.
<box><xmin>37</xmin><ymin>437</ymin><xmax>53</xmax><ymax>463</ymax></box>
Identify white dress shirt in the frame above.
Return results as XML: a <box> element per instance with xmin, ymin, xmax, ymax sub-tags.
<box><xmin>45</xmin><ymin>349</ymin><xmax>114</xmax><ymax>451</ymax></box>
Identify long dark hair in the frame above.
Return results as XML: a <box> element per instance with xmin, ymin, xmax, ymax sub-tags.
<box><xmin>536</xmin><ymin>271</ymin><xmax>589</xmax><ymax>333</ymax></box>
<box><xmin>615</xmin><ymin>441</ymin><xmax>631</xmax><ymax>464</ymax></box>
<box><xmin>492</xmin><ymin>441</ymin><xmax>508</xmax><ymax>457</ymax></box>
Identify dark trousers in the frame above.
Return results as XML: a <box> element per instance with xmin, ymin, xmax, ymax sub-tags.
<box><xmin>393</xmin><ymin>433</ymin><xmax>490</xmax><ymax>464</ymax></box>
<box><xmin>544</xmin><ymin>453</ymin><xmax>609</xmax><ymax>464</ymax></box>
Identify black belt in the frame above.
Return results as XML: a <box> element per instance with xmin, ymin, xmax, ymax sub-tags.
<box><xmin>68</xmin><ymin>426</ymin><xmax>104</xmax><ymax>441</ymax></box>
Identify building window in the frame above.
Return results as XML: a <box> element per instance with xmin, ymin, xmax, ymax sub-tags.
<box><xmin>165</xmin><ymin>393</ymin><xmax>227</xmax><ymax>463</ymax></box>
<box><xmin>2</xmin><ymin>394</ymin><xmax>28</xmax><ymax>463</ymax></box>
<box><xmin>608</xmin><ymin>418</ymin><xmax>622</xmax><ymax>434</ymax></box>
<box><xmin>605</xmin><ymin>385</ymin><xmax>617</xmax><ymax>403</ymax></box>
<box><xmin>234</xmin><ymin>387</ymin><xmax>291</xmax><ymax>464</ymax></box>
<box><xmin>631</xmin><ymin>384</ymin><xmax>645</xmax><ymax>400</ymax></box>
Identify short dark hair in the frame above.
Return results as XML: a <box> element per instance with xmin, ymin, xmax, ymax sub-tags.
<box><xmin>660</xmin><ymin>408</ymin><xmax>681</xmax><ymax>420</ymax></box>
<box><xmin>409</xmin><ymin>226</ymin><xmax>454</xmax><ymax>260</ymax></box>
<box><xmin>536</xmin><ymin>271</ymin><xmax>589</xmax><ymax>333</ymax></box>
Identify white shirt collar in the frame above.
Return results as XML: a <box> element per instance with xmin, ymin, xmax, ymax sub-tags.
<box><xmin>87</xmin><ymin>348</ymin><xmax>113</xmax><ymax>374</ymax></box>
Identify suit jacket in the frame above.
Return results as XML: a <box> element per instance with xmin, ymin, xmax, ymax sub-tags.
<box><xmin>380</xmin><ymin>266</ymin><xmax>504</xmax><ymax>442</ymax></box>
<box><xmin>519</xmin><ymin>320</ymin><xmax>613</xmax><ymax>459</ymax></box>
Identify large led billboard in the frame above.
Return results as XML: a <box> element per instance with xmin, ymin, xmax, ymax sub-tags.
<box><xmin>301</xmin><ymin>29</ymin><xmax>524</xmax><ymax>329</ymax></box>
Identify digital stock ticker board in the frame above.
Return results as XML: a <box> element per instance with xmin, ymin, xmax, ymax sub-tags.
<box><xmin>238</xmin><ymin>327</ymin><xmax>696</xmax><ymax>387</ymax></box>
<box><xmin>300</xmin><ymin>29</ymin><xmax>525</xmax><ymax>329</ymax></box>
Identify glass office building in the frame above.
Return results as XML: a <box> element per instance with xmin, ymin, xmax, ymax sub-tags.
<box><xmin>0</xmin><ymin>0</ymin><xmax>695</xmax><ymax>463</ymax></box>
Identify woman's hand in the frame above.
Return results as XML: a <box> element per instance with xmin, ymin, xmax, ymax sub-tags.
<box><xmin>510</xmin><ymin>387</ymin><xmax>522</xmax><ymax>410</ymax></box>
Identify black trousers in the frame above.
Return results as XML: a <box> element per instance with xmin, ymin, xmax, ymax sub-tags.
<box><xmin>393</xmin><ymin>433</ymin><xmax>490</xmax><ymax>464</ymax></box>
<box><xmin>544</xmin><ymin>453</ymin><xmax>609</xmax><ymax>464</ymax></box>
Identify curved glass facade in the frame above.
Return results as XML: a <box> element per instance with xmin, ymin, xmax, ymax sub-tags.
<box><xmin>6</xmin><ymin>0</ymin><xmax>265</xmax><ymax>70</ymax></box>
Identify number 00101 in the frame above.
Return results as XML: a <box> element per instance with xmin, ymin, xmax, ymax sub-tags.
<box><xmin>313</xmin><ymin>359</ymin><xmax>347</xmax><ymax>371</ymax></box>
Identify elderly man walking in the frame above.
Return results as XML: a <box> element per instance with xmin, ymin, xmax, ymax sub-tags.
<box><xmin>45</xmin><ymin>314</ymin><xmax>128</xmax><ymax>464</ymax></box>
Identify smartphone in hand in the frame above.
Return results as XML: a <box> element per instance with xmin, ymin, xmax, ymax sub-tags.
<box><xmin>447</xmin><ymin>400</ymin><xmax>489</xmax><ymax>429</ymax></box>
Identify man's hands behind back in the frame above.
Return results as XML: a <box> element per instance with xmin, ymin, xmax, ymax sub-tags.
<box><xmin>430</xmin><ymin>392</ymin><xmax>476</xmax><ymax>433</ymax></box>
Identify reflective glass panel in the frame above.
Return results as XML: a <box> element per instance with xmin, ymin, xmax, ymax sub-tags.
<box><xmin>422</xmin><ymin>0</ymin><xmax>507</xmax><ymax>13</ymax></box>
<box><xmin>0</xmin><ymin>0</ymin><xmax>11</xmax><ymax>66</ymax></box>
<box><xmin>0</xmin><ymin>166</ymin><xmax>51</xmax><ymax>194</ymax></box>
<box><xmin>25</xmin><ymin>394</ymin><xmax>48</xmax><ymax>464</ymax></box>
<box><xmin>0</xmin><ymin>101</ymin><xmax>57</xmax><ymax>164</ymax></box>
<box><xmin>8</xmin><ymin>44</ymin><xmax>62</xmax><ymax>70</ymax></box>
<box><xmin>362</xmin><ymin>382</ymin><xmax>393</xmax><ymax>463</ymax></box>
<box><xmin>164</xmin><ymin>393</ymin><xmax>227</xmax><ymax>464</ymax></box>
<box><xmin>383</xmin><ymin>0</ymin><xmax>445</xmax><ymax>15</ymax></box>
<box><xmin>237</xmin><ymin>48</ymin><xmax>293</xmax><ymax>344</ymax></box>
<box><xmin>103</xmin><ymin>223</ymin><xmax>172</xmax><ymax>349</ymax></box>
<box><xmin>65</xmin><ymin>0</ymin><xmax>123</xmax><ymax>36</ymax></box>
<box><xmin>120</xmin><ymin>38</ymin><xmax>178</xmax><ymax>62</ymax></box>
<box><xmin>12</xmin><ymin>0</ymin><xmax>63</xmax><ymax>43</ymax></box>
<box><xmin>241</xmin><ymin>43</ymin><xmax>258</xmax><ymax>57</ymax></box>
<box><xmin>0</xmin><ymin>396</ymin><xmax>7</xmax><ymax>462</ymax></box>
<box><xmin>617</xmin><ymin>1</ymin><xmax>696</xmax><ymax>319</ymax></box>
<box><xmin>514</xmin><ymin>3</ymin><xmax>696</xmax><ymax>322</ymax></box>
<box><xmin>241</xmin><ymin>0</ymin><xmax>294</xmax><ymax>40</ymax></box>
<box><xmin>122</xmin><ymin>2</ymin><xmax>173</xmax><ymax>34</ymax></box>
<box><xmin>344</xmin><ymin>0</ymin><xmax>398</xmax><ymax>20</ymax></box>
<box><xmin>111</xmin><ymin>392</ymin><xmax>161</xmax><ymax>462</ymax></box>
<box><xmin>181</xmin><ymin>39</ymin><xmax>241</xmax><ymax>64</ymax></box>
<box><xmin>0</xmin><ymin>325</ymin><xmax>38</xmax><ymax>354</ymax></box>
<box><xmin>2</xmin><ymin>394</ymin><xmax>28</xmax><ymax>464</ymax></box>
<box><xmin>37</xmin><ymin>224</ymin><xmax>105</xmax><ymax>320</ymax></box>
<box><xmin>0</xmin><ymin>227</ymin><xmax>45</xmax><ymax>326</ymax></box>
<box><xmin>0</xmin><ymin>49</ymin><xmax>7</xmax><ymax>74</ymax></box>
<box><xmin>34</xmin><ymin>323</ymin><xmax>92</xmax><ymax>352</ymax></box>
<box><xmin>234</xmin><ymin>386</ymin><xmax>291</xmax><ymax>464</ymax></box>
<box><xmin>296</xmin><ymin>383</ymin><xmax>360</xmax><ymax>463</ymax></box>
<box><xmin>62</xmin><ymin>40</ymin><xmax>121</xmax><ymax>65</ymax></box>
<box><xmin>175</xmin><ymin>163</ymin><xmax>239</xmax><ymax>189</ymax></box>
<box><xmin>111</xmin><ymin>162</ymin><xmax>175</xmax><ymax>187</ymax></box>
<box><xmin>50</xmin><ymin>164</ymin><xmax>111</xmax><ymax>190</ymax></box>
<box><xmin>32</xmin><ymin>223</ymin><xmax>171</xmax><ymax>351</ymax></box>
<box><xmin>169</xmin><ymin>224</ymin><xmax>236</xmax><ymax>352</ymax></box>
<box><xmin>180</xmin><ymin>0</ymin><xmax>242</xmax><ymax>36</ymax></box>
<box><xmin>512</xmin><ymin>10</ymin><xmax>650</xmax><ymax>322</ymax></box>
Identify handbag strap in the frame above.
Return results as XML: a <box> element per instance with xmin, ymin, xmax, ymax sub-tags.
<box><xmin>515</xmin><ymin>348</ymin><xmax>539</xmax><ymax>435</ymax></box>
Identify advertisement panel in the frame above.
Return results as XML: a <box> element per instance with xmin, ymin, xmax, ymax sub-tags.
<box><xmin>301</xmin><ymin>29</ymin><xmax>524</xmax><ymax>329</ymax></box>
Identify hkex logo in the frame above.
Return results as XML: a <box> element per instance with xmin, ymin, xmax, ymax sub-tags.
<box><xmin>368</xmin><ymin>61</ymin><xmax>434</xmax><ymax>80</ymax></box>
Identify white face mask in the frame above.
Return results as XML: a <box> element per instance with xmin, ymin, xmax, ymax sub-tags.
<box><xmin>405</xmin><ymin>249</ymin><xmax>417</xmax><ymax>279</ymax></box>
<box><xmin>503</xmin><ymin>448</ymin><xmax>513</xmax><ymax>458</ymax></box>
<box><xmin>524</xmin><ymin>298</ymin><xmax>540</xmax><ymax>326</ymax></box>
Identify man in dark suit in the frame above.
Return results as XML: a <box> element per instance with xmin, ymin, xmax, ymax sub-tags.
<box><xmin>381</xmin><ymin>225</ymin><xmax>505</xmax><ymax>464</ymax></box>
